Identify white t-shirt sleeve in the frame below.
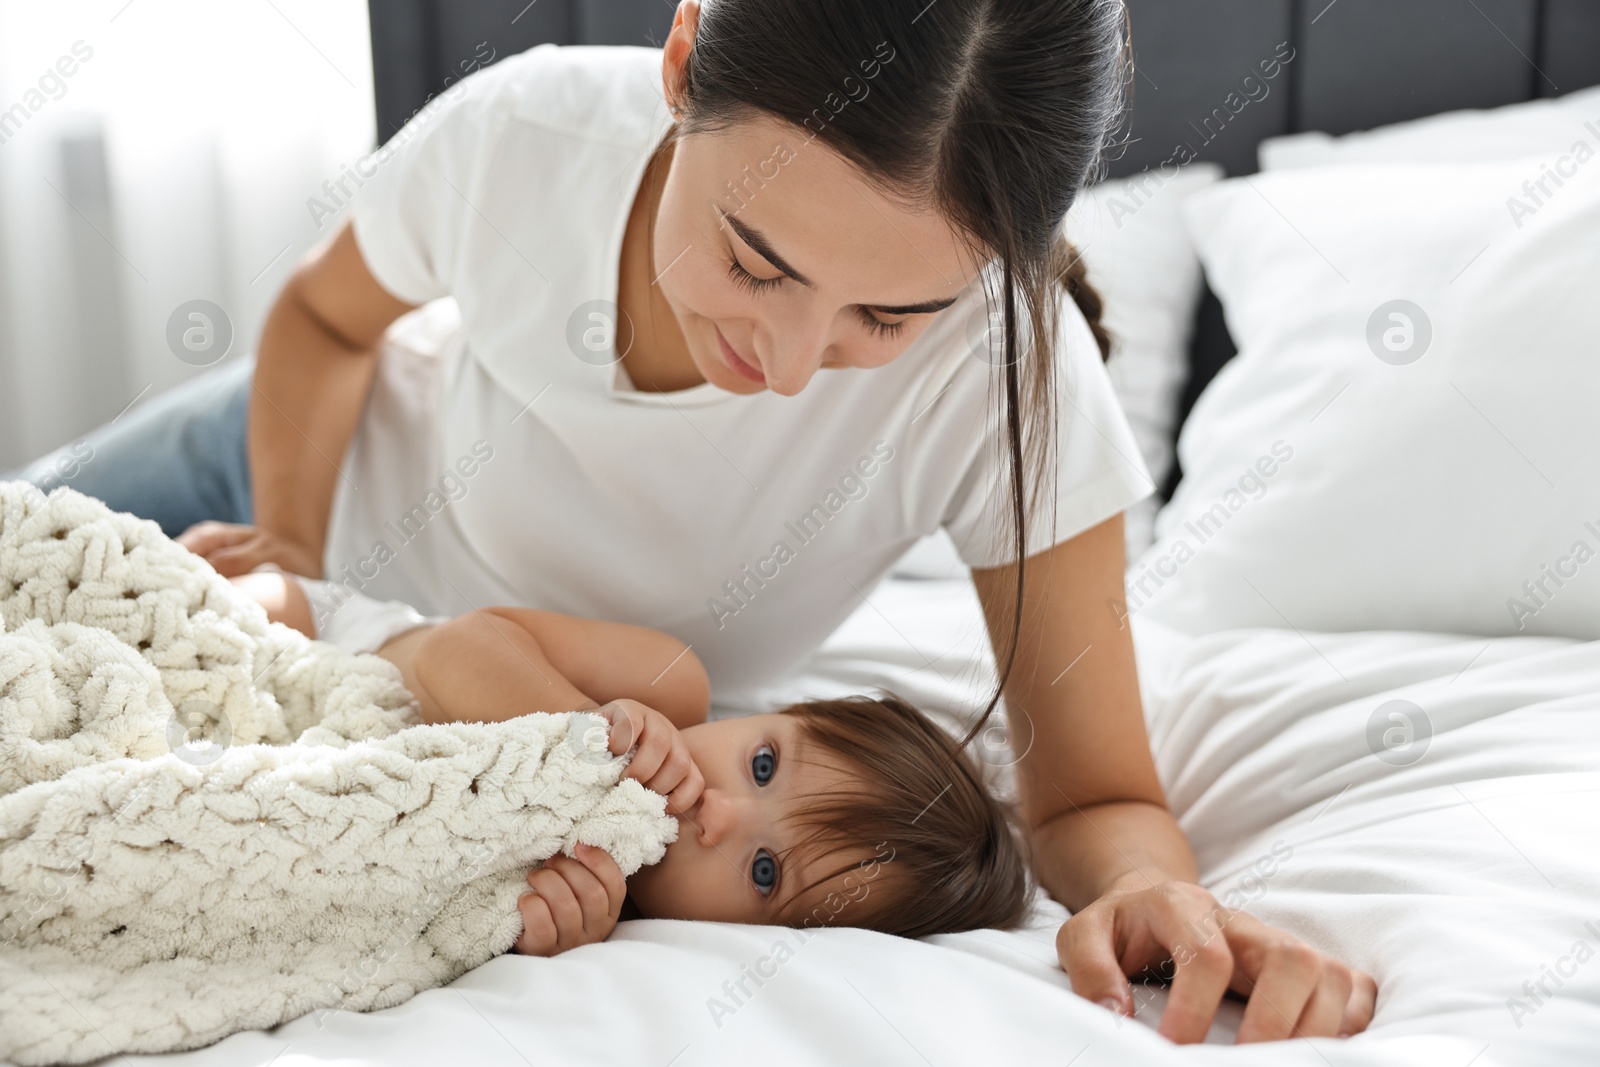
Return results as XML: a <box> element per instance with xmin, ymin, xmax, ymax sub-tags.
<box><xmin>348</xmin><ymin>50</ymin><xmax>532</xmax><ymax>306</ymax></box>
<box><xmin>290</xmin><ymin>574</ymin><xmax>452</xmax><ymax>657</ymax></box>
<box><xmin>942</xmin><ymin>294</ymin><xmax>1155</xmax><ymax>568</ymax></box>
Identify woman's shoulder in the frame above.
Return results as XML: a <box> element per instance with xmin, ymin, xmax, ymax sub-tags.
<box><xmin>468</xmin><ymin>43</ymin><xmax>668</xmax><ymax>149</ymax></box>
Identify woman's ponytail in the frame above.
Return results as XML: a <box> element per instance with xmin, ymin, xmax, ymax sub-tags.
<box><xmin>1058</xmin><ymin>238</ymin><xmax>1113</xmax><ymax>363</ymax></box>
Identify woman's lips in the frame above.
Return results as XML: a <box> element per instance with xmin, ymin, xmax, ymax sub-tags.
<box><xmin>716</xmin><ymin>326</ymin><xmax>765</xmax><ymax>384</ymax></box>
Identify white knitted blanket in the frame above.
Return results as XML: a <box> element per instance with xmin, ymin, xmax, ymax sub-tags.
<box><xmin>0</xmin><ymin>482</ymin><xmax>678</xmax><ymax>1065</ymax></box>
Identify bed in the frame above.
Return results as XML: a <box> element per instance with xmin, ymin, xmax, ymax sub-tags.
<box><xmin>12</xmin><ymin>1</ymin><xmax>1600</xmax><ymax>1064</ymax></box>
<box><xmin>67</xmin><ymin>588</ymin><xmax>1600</xmax><ymax>1066</ymax></box>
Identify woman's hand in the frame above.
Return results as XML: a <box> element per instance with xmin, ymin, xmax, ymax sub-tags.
<box><xmin>176</xmin><ymin>521</ymin><xmax>323</xmax><ymax>579</ymax></box>
<box><xmin>596</xmin><ymin>698</ymin><xmax>704</xmax><ymax>815</ymax></box>
<box><xmin>513</xmin><ymin>844</ymin><xmax>626</xmax><ymax>956</ymax></box>
<box><xmin>1057</xmin><ymin>877</ymin><xmax>1377</xmax><ymax>1043</ymax></box>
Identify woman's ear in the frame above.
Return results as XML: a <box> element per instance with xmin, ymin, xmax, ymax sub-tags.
<box><xmin>661</xmin><ymin>0</ymin><xmax>702</xmax><ymax>116</ymax></box>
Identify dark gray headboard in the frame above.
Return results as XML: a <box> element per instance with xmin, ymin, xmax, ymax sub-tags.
<box><xmin>369</xmin><ymin>0</ymin><xmax>678</xmax><ymax>144</ymax></box>
<box><xmin>367</xmin><ymin>0</ymin><xmax>1600</xmax><ymax>499</ymax></box>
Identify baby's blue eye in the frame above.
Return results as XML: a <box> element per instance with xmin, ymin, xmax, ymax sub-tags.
<box><xmin>752</xmin><ymin>849</ymin><xmax>778</xmax><ymax>895</ymax></box>
<box><xmin>752</xmin><ymin>744</ymin><xmax>776</xmax><ymax>785</ymax></box>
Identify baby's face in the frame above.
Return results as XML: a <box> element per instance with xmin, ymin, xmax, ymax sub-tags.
<box><xmin>626</xmin><ymin>712</ymin><xmax>867</xmax><ymax>924</ymax></box>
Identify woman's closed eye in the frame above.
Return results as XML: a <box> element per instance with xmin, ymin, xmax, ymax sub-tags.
<box><xmin>725</xmin><ymin>256</ymin><xmax>907</xmax><ymax>340</ymax></box>
<box><xmin>726</xmin><ymin>254</ymin><xmax>782</xmax><ymax>295</ymax></box>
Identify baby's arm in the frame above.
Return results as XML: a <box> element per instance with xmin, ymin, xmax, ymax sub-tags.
<box><xmin>229</xmin><ymin>572</ymin><xmax>710</xmax><ymax>729</ymax></box>
<box><xmin>406</xmin><ymin>608</ymin><xmax>710</xmax><ymax>729</ymax></box>
<box><xmin>231</xmin><ymin>570</ymin><xmax>316</xmax><ymax>637</ymax></box>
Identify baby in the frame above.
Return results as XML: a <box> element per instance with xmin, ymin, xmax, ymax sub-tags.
<box><xmin>231</xmin><ymin>569</ymin><xmax>1033</xmax><ymax>955</ymax></box>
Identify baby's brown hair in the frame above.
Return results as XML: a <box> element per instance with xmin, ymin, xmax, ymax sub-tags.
<box><xmin>768</xmin><ymin>692</ymin><xmax>1034</xmax><ymax>939</ymax></box>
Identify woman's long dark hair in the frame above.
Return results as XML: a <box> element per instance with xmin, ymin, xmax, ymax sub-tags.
<box><xmin>669</xmin><ymin>1</ymin><xmax>1131</xmax><ymax>749</ymax></box>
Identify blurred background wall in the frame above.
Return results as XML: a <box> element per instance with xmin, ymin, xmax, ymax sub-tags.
<box><xmin>0</xmin><ymin>0</ymin><xmax>375</xmax><ymax>471</ymax></box>
<box><xmin>0</xmin><ymin>0</ymin><xmax>680</xmax><ymax>474</ymax></box>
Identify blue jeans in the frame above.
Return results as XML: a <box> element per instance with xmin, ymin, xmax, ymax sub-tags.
<box><xmin>0</xmin><ymin>353</ymin><xmax>255</xmax><ymax>539</ymax></box>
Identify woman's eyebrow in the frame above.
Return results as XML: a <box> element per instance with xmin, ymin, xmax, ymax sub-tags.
<box><xmin>717</xmin><ymin>208</ymin><xmax>961</xmax><ymax>317</ymax></box>
<box><xmin>867</xmin><ymin>294</ymin><xmax>960</xmax><ymax>316</ymax></box>
<box><xmin>719</xmin><ymin>209</ymin><xmax>814</xmax><ymax>286</ymax></box>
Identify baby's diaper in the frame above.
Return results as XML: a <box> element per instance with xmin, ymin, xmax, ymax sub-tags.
<box><xmin>251</xmin><ymin>563</ymin><xmax>451</xmax><ymax>655</ymax></box>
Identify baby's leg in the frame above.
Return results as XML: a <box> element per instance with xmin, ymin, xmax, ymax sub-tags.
<box><xmin>230</xmin><ymin>571</ymin><xmax>316</xmax><ymax>638</ymax></box>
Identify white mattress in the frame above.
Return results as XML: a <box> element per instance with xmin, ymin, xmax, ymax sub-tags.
<box><xmin>29</xmin><ymin>577</ymin><xmax>1600</xmax><ymax>1066</ymax></box>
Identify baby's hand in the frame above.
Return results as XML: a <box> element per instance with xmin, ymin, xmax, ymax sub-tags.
<box><xmin>513</xmin><ymin>844</ymin><xmax>625</xmax><ymax>956</ymax></box>
<box><xmin>596</xmin><ymin>698</ymin><xmax>703</xmax><ymax>815</ymax></box>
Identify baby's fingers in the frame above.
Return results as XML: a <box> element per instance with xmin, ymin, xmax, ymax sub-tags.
<box><xmin>622</xmin><ymin>718</ymin><xmax>673</xmax><ymax>785</ymax></box>
<box><xmin>644</xmin><ymin>744</ymin><xmax>698</xmax><ymax>810</ymax></box>
<box><xmin>601</xmin><ymin>700</ymin><xmax>643</xmax><ymax>756</ymax></box>
<box><xmin>664</xmin><ymin>759</ymin><xmax>704</xmax><ymax>816</ymax></box>
<box><xmin>525</xmin><ymin>866</ymin><xmax>584</xmax><ymax>948</ymax></box>
<box><xmin>515</xmin><ymin>892</ymin><xmax>557</xmax><ymax>955</ymax></box>
<box><xmin>572</xmin><ymin>844</ymin><xmax>627</xmax><ymax>927</ymax></box>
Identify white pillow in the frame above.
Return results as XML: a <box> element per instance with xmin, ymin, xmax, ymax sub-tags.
<box><xmin>1069</xmin><ymin>163</ymin><xmax>1223</xmax><ymax>559</ymax></box>
<box><xmin>890</xmin><ymin>163</ymin><xmax>1223</xmax><ymax>579</ymax></box>
<box><xmin>1129</xmin><ymin>157</ymin><xmax>1600</xmax><ymax>640</ymax></box>
<box><xmin>1260</xmin><ymin>84</ymin><xmax>1600</xmax><ymax>169</ymax></box>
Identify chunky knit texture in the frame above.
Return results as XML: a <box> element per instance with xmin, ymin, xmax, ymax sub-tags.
<box><xmin>0</xmin><ymin>482</ymin><xmax>677</xmax><ymax>1064</ymax></box>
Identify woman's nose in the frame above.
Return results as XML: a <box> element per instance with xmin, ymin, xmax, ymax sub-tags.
<box><xmin>688</xmin><ymin>787</ymin><xmax>744</xmax><ymax>848</ymax></box>
<box><xmin>765</xmin><ymin>352</ymin><xmax>823</xmax><ymax>396</ymax></box>
<box><xmin>760</xmin><ymin>314</ymin><xmax>829</xmax><ymax>396</ymax></box>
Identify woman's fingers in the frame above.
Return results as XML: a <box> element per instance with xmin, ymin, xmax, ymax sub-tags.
<box><xmin>1294</xmin><ymin>959</ymin><xmax>1353</xmax><ymax>1039</ymax></box>
<box><xmin>1224</xmin><ymin>911</ymin><xmax>1365</xmax><ymax>1043</ymax></box>
<box><xmin>1233</xmin><ymin>936</ymin><xmax>1324</xmax><ymax>1042</ymax></box>
<box><xmin>1341</xmin><ymin>969</ymin><xmax>1378</xmax><ymax>1036</ymax></box>
<box><xmin>1057</xmin><ymin>880</ymin><xmax>1377</xmax><ymax>1045</ymax></box>
<box><xmin>208</xmin><ymin>542</ymin><xmax>265</xmax><ymax>578</ymax></box>
<box><xmin>1147</xmin><ymin>884</ymin><xmax>1236</xmax><ymax>1043</ymax></box>
<box><xmin>1056</xmin><ymin>905</ymin><xmax>1135</xmax><ymax>1016</ymax></box>
<box><xmin>176</xmin><ymin>520</ymin><xmax>249</xmax><ymax>555</ymax></box>
<box><xmin>175</xmin><ymin>522</ymin><xmax>322</xmax><ymax>579</ymax></box>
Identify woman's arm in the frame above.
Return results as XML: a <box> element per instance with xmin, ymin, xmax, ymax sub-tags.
<box><xmin>971</xmin><ymin>514</ymin><xmax>1191</xmax><ymax>906</ymax></box>
<box><xmin>971</xmin><ymin>512</ymin><xmax>1374</xmax><ymax>1044</ymax></box>
<box><xmin>245</xmin><ymin>220</ymin><xmax>417</xmax><ymax>578</ymax></box>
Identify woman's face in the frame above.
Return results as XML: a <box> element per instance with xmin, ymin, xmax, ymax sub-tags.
<box><xmin>648</xmin><ymin>110</ymin><xmax>988</xmax><ymax>398</ymax></box>
<box><xmin>626</xmin><ymin>712</ymin><xmax>872</xmax><ymax>924</ymax></box>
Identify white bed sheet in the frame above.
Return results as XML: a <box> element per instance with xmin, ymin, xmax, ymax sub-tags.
<box><xmin>27</xmin><ymin>577</ymin><xmax>1600</xmax><ymax>1067</ymax></box>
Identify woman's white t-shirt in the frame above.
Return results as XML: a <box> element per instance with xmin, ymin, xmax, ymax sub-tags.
<box><xmin>322</xmin><ymin>43</ymin><xmax>1153</xmax><ymax>700</ymax></box>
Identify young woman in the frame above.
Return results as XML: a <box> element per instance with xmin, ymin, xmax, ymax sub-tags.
<box><xmin>6</xmin><ymin>1</ymin><xmax>1373</xmax><ymax>1043</ymax></box>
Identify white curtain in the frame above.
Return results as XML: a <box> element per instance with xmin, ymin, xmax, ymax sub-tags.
<box><xmin>0</xmin><ymin>0</ymin><xmax>375</xmax><ymax>470</ymax></box>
